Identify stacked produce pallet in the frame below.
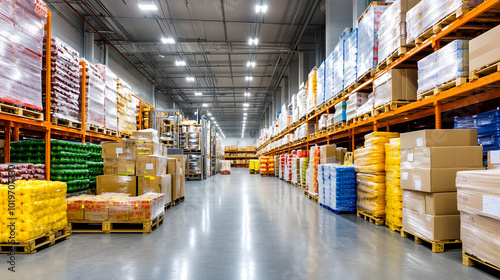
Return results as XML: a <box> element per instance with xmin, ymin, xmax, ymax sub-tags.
<box><xmin>385</xmin><ymin>138</ymin><xmax>402</xmax><ymax>231</ymax></box>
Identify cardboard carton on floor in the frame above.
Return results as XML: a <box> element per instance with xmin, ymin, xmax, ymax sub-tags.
<box><xmin>403</xmin><ymin>190</ymin><xmax>459</xmax><ymax>215</ymax></box>
<box><xmin>138</xmin><ymin>174</ymin><xmax>172</xmax><ymax>205</ymax></box>
<box><xmin>169</xmin><ymin>155</ymin><xmax>186</xmax><ymax>198</ymax></box>
<box><xmin>96</xmin><ymin>175</ymin><xmax>137</xmax><ymax>196</ymax></box>
<box><xmin>402</xmin><ymin>208</ymin><xmax>460</xmax><ymax>241</ymax></box>
<box><xmin>167</xmin><ymin>157</ymin><xmax>182</xmax><ymax>201</ymax></box>
<box><xmin>400</xmin><ymin>167</ymin><xmax>484</xmax><ymax>192</ymax></box>
<box><xmin>461</xmin><ymin>212</ymin><xmax>500</xmax><ymax>269</ymax></box>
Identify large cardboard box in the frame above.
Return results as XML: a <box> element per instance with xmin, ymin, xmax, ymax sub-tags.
<box><xmin>336</xmin><ymin>147</ymin><xmax>347</xmax><ymax>164</ymax></box>
<box><xmin>401</xmin><ymin>146</ymin><xmax>483</xmax><ymax>169</ymax></box>
<box><xmin>456</xmin><ymin>169</ymin><xmax>500</xmax><ymax>220</ymax></box>
<box><xmin>96</xmin><ymin>175</ymin><xmax>137</xmax><ymax>196</ymax></box>
<box><xmin>169</xmin><ymin>155</ymin><xmax>186</xmax><ymax>198</ymax></box>
<box><xmin>403</xmin><ymin>190</ymin><xmax>459</xmax><ymax>215</ymax></box>
<box><xmin>131</xmin><ymin>130</ymin><xmax>157</xmax><ymax>141</ymax></box>
<box><xmin>102</xmin><ymin>141</ymin><xmax>136</xmax><ymax>160</ymax></box>
<box><xmin>138</xmin><ymin>175</ymin><xmax>172</xmax><ymax>204</ymax></box>
<box><xmin>402</xmin><ymin>208</ymin><xmax>460</xmax><ymax>240</ymax></box>
<box><xmin>487</xmin><ymin>150</ymin><xmax>500</xmax><ymax>169</ymax></box>
<box><xmin>136</xmin><ymin>141</ymin><xmax>162</xmax><ymax>157</ymax></box>
<box><xmin>167</xmin><ymin>158</ymin><xmax>181</xmax><ymax>201</ymax></box>
<box><xmin>461</xmin><ymin>212</ymin><xmax>500</xmax><ymax>269</ymax></box>
<box><xmin>373</xmin><ymin>69</ymin><xmax>418</xmax><ymax>108</ymax></box>
<box><xmin>469</xmin><ymin>23</ymin><xmax>500</xmax><ymax>73</ymax></box>
<box><xmin>400</xmin><ymin>129</ymin><xmax>478</xmax><ymax>149</ymax></box>
<box><xmin>401</xmin><ymin>167</ymin><xmax>483</xmax><ymax>192</ymax></box>
<box><xmin>320</xmin><ymin>145</ymin><xmax>337</xmax><ymax>164</ymax></box>
<box><xmin>103</xmin><ymin>159</ymin><xmax>135</xmax><ymax>175</ymax></box>
<box><xmin>136</xmin><ymin>156</ymin><xmax>168</xmax><ymax>176</ymax></box>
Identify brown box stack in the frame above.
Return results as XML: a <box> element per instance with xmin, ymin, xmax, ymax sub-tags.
<box><xmin>400</xmin><ymin>129</ymin><xmax>483</xmax><ymax>241</ymax></box>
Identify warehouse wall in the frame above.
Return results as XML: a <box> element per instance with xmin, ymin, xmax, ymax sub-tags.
<box><xmin>49</xmin><ymin>10</ymin><xmax>170</xmax><ymax>110</ymax></box>
<box><xmin>222</xmin><ymin>138</ymin><xmax>256</xmax><ymax>147</ymax></box>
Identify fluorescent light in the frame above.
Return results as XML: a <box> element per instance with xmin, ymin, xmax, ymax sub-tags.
<box><xmin>244</xmin><ymin>113</ymin><xmax>247</xmax><ymax>116</ymax></box>
<box><xmin>244</xmin><ymin>92</ymin><xmax>251</xmax><ymax>96</ymax></box>
<box><xmin>211</xmin><ymin>117</ymin><xmax>214</xmax><ymax>120</ymax></box>
<box><xmin>243</xmin><ymin>103</ymin><xmax>249</xmax><ymax>107</ymax></box>
<box><xmin>139</xmin><ymin>1</ymin><xmax>157</xmax><ymax>11</ymax></box>
<box><xmin>158</xmin><ymin>54</ymin><xmax>165</xmax><ymax>58</ymax></box>
<box><xmin>255</xmin><ymin>4</ymin><xmax>268</xmax><ymax>13</ymax></box>
<box><xmin>247</xmin><ymin>61</ymin><xmax>256</xmax><ymax>67</ymax></box>
<box><xmin>245</xmin><ymin>76</ymin><xmax>253</xmax><ymax>81</ymax></box>
<box><xmin>243</xmin><ymin>108</ymin><xmax>248</xmax><ymax>111</ymax></box>
<box><xmin>186</xmin><ymin>77</ymin><xmax>195</xmax><ymax>81</ymax></box>
<box><xmin>175</xmin><ymin>60</ymin><xmax>186</xmax><ymax>66</ymax></box>
<box><xmin>195</xmin><ymin>92</ymin><xmax>203</xmax><ymax>96</ymax></box>
<box><xmin>244</xmin><ymin>117</ymin><xmax>247</xmax><ymax>120</ymax></box>
<box><xmin>202</xmin><ymin>103</ymin><xmax>208</xmax><ymax>107</ymax></box>
<box><xmin>161</xmin><ymin>37</ymin><xmax>175</xmax><ymax>44</ymax></box>
<box><xmin>207</xmin><ymin>112</ymin><xmax>212</xmax><ymax>116</ymax></box>
<box><xmin>248</xmin><ymin>38</ymin><xmax>259</xmax><ymax>46</ymax></box>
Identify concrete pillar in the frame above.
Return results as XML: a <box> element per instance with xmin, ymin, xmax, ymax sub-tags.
<box><xmin>288</xmin><ymin>57</ymin><xmax>299</xmax><ymax>97</ymax></box>
<box><xmin>281</xmin><ymin>78</ymin><xmax>288</xmax><ymax>106</ymax></box>
<box><xmin>103</xmin><ymin>43</ymin><xmax>109</xmax><ymax>65</ymax></box>
<box><xmin>298</xmin><ymin>51</ymin><xmax>305</xmax><ymax>86</ymax></box>
<box><xmin>325</xmin><ymin>0</ymin><xmax>353</xmax><ymax>55</ymax></box>
<box><xmin>83</xmin><ymin>17</ymin><xmax>94</xmax><ymax>62</ymax></box>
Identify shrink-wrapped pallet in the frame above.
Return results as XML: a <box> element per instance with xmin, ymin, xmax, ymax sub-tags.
<box><xmin>343</xmin><ymin>28</ymin><xmax>358</xmax><ymax>89</ymax></box>
<box><xmin>317</xmin><ymin>62</ymin><xmax>325</xmax><ymax>107</ymax></box>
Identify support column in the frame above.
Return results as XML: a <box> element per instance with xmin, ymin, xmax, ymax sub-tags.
<box><xmin>325</xmin><ymin>0</ymin><xmax>354</xmax><ymax>55</ymax></box>
<box><xmin>288</xmin><ymin>57</ymin><xmax>299</xmax><ymax>97</ymax></box>
<box><xmin>83</xmin><ymin>17</ymin><xmax>94</xmax><ymax>62</ymax></box>
<box><xmin>281</xmin><ymin>78</ymin><xmax>288</xmax><ymax>106</ymax></box>
<box><xmin>298</xmin><ymin>52</ymin><xmax>305</xmax><ymax>86</ymax></box>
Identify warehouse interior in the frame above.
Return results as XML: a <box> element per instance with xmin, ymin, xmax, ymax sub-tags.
<box><xmin>3</xmin><ymin>0</ymin><xmax>500</xmax><ymax>279</ymax></box>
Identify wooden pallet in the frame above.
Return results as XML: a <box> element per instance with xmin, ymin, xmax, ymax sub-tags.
<box><xmin>0</xmin><ymin>226</ymin><xmax>71</xmax><ymax>254</ymax></box>
<box><xmin>261</xmin><ymin>173</ymin><xmax>274</xmax><ymax>177</ymax></box>
<box><xmin>165</xmin><ymin>202</ymin><xmax>172</xmax><ymax>211</ymax></box>
<box><xmin>347</xmin><ymin>118</ymin><xmax>356</xmax><ymax>126</ymax></box>
<box><xmin>220</xmin><ymin>170</ymin><xmax>231</xmax><ymax>175</ymax></box>
<box><xmin>344</xmin><ymin>82</ymin><xmax>359</xmax><ymax>93</ymax></box>
<box><xmin>470</xmin><ymin>61</ymin><xmax>500</xmax><ymax>82</ymax></box>
<box><xmin>70</xmin><ymin>214</ymin><xmax>164</xmax><ymax>234</ymax></box>
<box><xmin>356</xmin><ymin>111</ymin><xmax>373</xmax><ymax>122</ymax></box>
<box><xmin>326</xmin><ymin>97</ymin><xmax>335</xmax><ymax>106</ymax></box>
<box><xmin>173</xmin><ymin>196</ymin><xmax>185</xmax><ymax>206</ymax></box>
<box><xmin>250</xmin><ymin>170</ymin><xmax>259</xmax><ymax>174</ymax></box>
<box><xmin>305</xmin><ymin>191</ymin><xmax>318</xmax><ymax>203</ymax></box>
<box><xmin>184</xmin><ymin>149</ymin><xmax>202</xmax><ymax>153</ymax></box>
<box><xmin>0</xmin><ymin>102</ymin><xmax>43</xmax><ymax>121</ymax></box>
<box><xmin>373</xmin><ymin>101</ymin><xmax>411</xmax><ymax>116</ymax></box>
<box><xmin>463</xmin><ymin>251</ymin><xmax>500</xmax><ymax>272</ymax></box>
<box><xmin>401</xmin><ymin>228</ymin><xmax>461</xmax><ymax>253</ymax></box>
<box><xmin>414</xmin><ymin>6</ymin><xmax>470</xmax><ymax>46</ymax></box>
<box><xmin>120</xmin><ymin>132</ymin><xmax>132</xmax><ymax>139</ymax></box>
<box><xmin>357</xmin><ymin>1</ymin><xmax>392</xmax><ymax>23</ymax></box>
<box><xmin>417</xmin><ymin>77</ymin><xmax>468</xmax><ymax>100</ymax></box>
<box><xmin>186</xmin><ymin>173</ymin><xmax>202</xmax><ymax>179</ymax></box>
<box><xmin>299</xmin><ymin>116</ymin><xmax>306</xmax><ymax>122</ymax></box>
<box><xmin>307</xmin><ymin>109</ymin><xmax>316</xmax><ymax>119</ymax></box>
<box><xmin>357</xmin><ymin>210</ymin><xmax>385</xmax><ymax>226</ymax></box>
<box><xmin>357</xmin><ymin>68</ymin><xmax>376</xmax><ymax>84</ymax></box>
<box><xmin>333</xmin><ymin>121</ymin><xmax>346</xmax><ymax>130</ymax></box>
<box><xmin>105</xmin><ymin>129</ymin><xmax>118</xmax><ymax>137</ymax></box>
<box><xmin>51</xmin><ymin>117</ymin><xmax>82</xmax><ymax>129</ymax></box>
<box><xmin>377</xmin><ymin>46</ymin><xmax>409</xmax><ymax>72</ymax></box>
<box><xmin>327</xmin><ymin>126</ymin><xmax>334</xmax><ymax>133</ymax></box>
<box><xmin>86</xmin><ymin>124</ymin><xmax>105</xmax><ymax>134</ymax></box>
<box><xmin>385</xmin><ymin>221</ymin><xmax>402</xmax><ymax>232</ymax></box>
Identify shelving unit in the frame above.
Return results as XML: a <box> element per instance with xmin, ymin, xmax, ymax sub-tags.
<box><xmin>258</xmin><ymin>0</ymin><xmax>500</xmax><ymax>156</ymax></box>
<box><xmin>224</xmin><ymin>149</ymin><xmax>257</xmax><ymax>168</ymax></box>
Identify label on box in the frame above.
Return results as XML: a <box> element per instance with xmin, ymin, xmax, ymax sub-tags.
<box><xmin>124</xmin><ymin>176</ymin><xmax>132</xmax><ymax>181</ymax></box>
<box><xmin>127</xmin><ymin>168</ymin><xmax>133</xmax><ymax>171</ymax></box>
<box><xmin>146</xmin><ymin>163</ymin><xmax>154</xmax><ymax>170</ymax></box>
<box><xmin>483</xmin><ymin>195</ymin><xmax>500</xmax><ymax>218</ymax></box>
<box><xmin>416</xmin><ymin>137</ymin><xmax>423</xmax><ymax>147</ymax></box>
<box><xmin>491</xmin><ymin>151</ymin><xmax>500</xmax><ymax>164</ymax></box>
<box><xmin>425</xmin><ymin>216</ymin><xmax>432</xmax><ymax>223</ymax></box>
<box><xmin>402</xmin><ymin>172</ymin><xmax>408</xmax><ymax>180</ymax></box>
<box><xmin>116</xmin><ymin>148</ymin><xmax>123</xmax><ymax>155</ymax></box>
<box><xmin>414</xmin><ymin>180</ymin><xmax>421</xmax><ymax>191</ymax></box>
<box><xmin>36</xmin><ymin>0</ymin><xmax>48</xmax><ymax>18</ymax></box>
<box><xmin>407</xmin><ymin>153</ymin><xmax>414</xmax><ymax>162</ymax></box>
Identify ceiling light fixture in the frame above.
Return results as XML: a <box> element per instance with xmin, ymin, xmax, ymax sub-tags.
<box><xmin>186</xmin><ymin>77</ymin><xmax>195</xmax><ymax>82</ymax></box>
<box><xmin>211</xmin><ymin>117</ymin><xmax>214</xmax><ymax>120</ymax></box>
<box><xmin>244</xmin><ymin>113</ymin><xmax>247</xmax><ymax>116</ymax></box>
<box><xmin>195</xmin><ymin>92</ymin><xmax>203</xmax><ymax>96</ymax></box>
<box><xmin>247</xmin><ymin>61</ymin><xmax>256</xmax><ymax>67</ymax></box>
<box><xmin>158</xmin><ymin>54</ymin><xmax>165</xmax><ymax>58</ymax></box>
<box><xmin>243</xmin><ymin>103</ymin><xmax>249</xmax><ymax>107</ymax></box>
<box><xmin>202</xmin><ymin>103</ymin><xmax>208</xmax><ymax>107</ymax></box>
<box><xmin>248</xmin><ymin>38</ymin><xmax>259</xmax><ymax>46</ymax></box>
<box><xmin>175</xmin><ymin>60</ymin><xmax>186</xmax><ymax>66</ymax></box>
<box><xmin>244</xmin><ymin>92</ymin><xmax>251</xmax><ymax>96</ymax></box>
<box><xmin>161</xmin><ymin>37</ymin><xmax>175</xmax><ymax>44</ymax></box>
<box><xmin>255</xmin><ymin>4</ymin><xmax>268</xmax><ymax>13</ymax></box>
<box><xmin>138</xmin><ymin>1</ymin><xmax>158</xmax><ymax>11</ymax></box>
<box><xmin>207</xmin><ymin>112</ymin><xmax>212</xmax><ymax>116</ymax></box>
<box><xmin>243</xmin><ymin>108</ymin><xmax>248</xmax><ymax>111</ymax></box>
<box><xmin>245</xmin><ymin>76</ymin><xmax>253</xmax><ymax>81</ymax></box>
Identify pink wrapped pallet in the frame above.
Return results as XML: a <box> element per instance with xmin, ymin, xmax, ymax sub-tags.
<box><xmin>0</xmin><ymin>0</ymin><xmax>45</xmax><ymax>111</ymax></box>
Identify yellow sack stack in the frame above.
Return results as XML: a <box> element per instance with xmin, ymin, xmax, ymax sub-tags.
<box><xmin>385</xmin><ymin>138</ymin><xmax>402</xmax><ymax>229</ymax></box>
<box><xmin>249</xmin><ymin>159</ymin><xmax>259</xmax><ymax>172</ymax></box>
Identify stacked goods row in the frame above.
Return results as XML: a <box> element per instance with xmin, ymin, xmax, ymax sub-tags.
<box><xmin>300</xmin><ymin>157</ymin><xmax>309</xmax><ymax>186</ymax></box>
<box><xmin>457</xmin><ymin>168</ymin><xmax>500</xmax><ymax>268</ymax></box>
<box><xmin>187</xmin><ymin>154</ymin><xmax>201</xmax><ymax>175</ymax></box>
<box><xmin>334</xmin><ymin>101</ymin><xmax>346</xmax><ymax>125</ymax></box>
<box><xmin>357</xmin><ymin>4</ymin><xmax>388</xmax><ymax>79</ymax></box>
<box><xmin>406</xmin><ymin>0</ymin><xmax>484</xmax><ymax>45</ymax></box>
<box><xmin>316</xmin><ymin>62</ymin><xmax>325</xmax><ymax>108</ymax></box>
<box><xmin>385</xmin><ymin>138</ymin><xmax>402</xmax><ymax>229</ymax></box>
<box><xmin>400</xmin><ymin>129</ymin><xmax>483</xmax><ymax>242</ymax></box>
<box><xmin>373</xmin><ymin>69</ymin><xmax>417</xmax><ymax>109</ymax></box>
<box><xmin>259</xmin><ymin>156</ymin><xmax>274</xmax><ymax>174</ymax></box>
<box><xmin>97</xmin><ymin>65</ymin><xmax>118</xmax><ymax>132</ymax></box>
<box><xmin>291</xmin><ymin>157</ymin><xmax>300</xmax><ymax>184</ymax></box>
<box><xmin>318</xmin><ymin>165</ymin><xmax>356</xmax><ymax>212</ymax></box>
<box><xmin>44</xmin><ymin>37</ymin><xmax>81</xmax><ymax>123</ymax></box>
<box><xmin>10</xmin><ymin>140</ymin><xmax>100</xmax><ymax>192</ymax></box>
<box><xmin>0</xmin><ymin>0</ymin><xmax>45</xmax><ymax>111</ymax></box>
<box><xmin>220</xmin><ymin>160</ymin><xmax>231</xmax><ymax>173</ymax></box>
<box><xmin>249</xmin><ymin>160</ymin><xmax>259</xmax><ymax>172</ymax></box>
<box><xmin>378</xmin><ymin>0</ymin><xmax>421</xmax><ymax>64</ymax></box>
<box><xmin>346</xmin><ymin>92</ymin><xmax>369</xmax><ymax>122</ymax></box>
<box><xmin>332</xmin><ymin>40</ymin><xmax>344</xmax><ymax>96</ymax></box>
<box><xmin>0</xmin><ymin>180</ymin><xmax>67</xmax><ymax>243</ymax></box>
<box><xmin>67</xmin><ymin>192</ymin><xmax>165</xmax><ymax>222</ymax></box>
<box><xmin>307</xmin><ymin>68</ymin><xmax>317</xmax><ymax>114</ymax></box>
<box><xmin>117</xmin><ymin>78</ymin><xmax>134</xmax><ymax>136</ymax></box>
<box><xmin>297</xmin><ymin>85</ymin><xmax>307</xmax><ymax>120</ymax></box>
<box><xmin>417</xmin><ymin>40</ymin><xmax>469</xmax><ymax>96</ymax></box>
<box><xmin>325</xmin><ymin>52</ymin><xmax>334</xmax><ymax>102</ymax></box>
<box><xmin>343</xmin><ymin>28</ymin><xmax>358</xmax><ymax>89</ymax></box>
<box><xmin>306</xmin><ymin>146</ymin><xmax>320</xmax><ymax>196</ymax></box>
<box><xmin>354</xmin><ymin>132</ymin><xmax>399</xmax><ymax>218</ymax></box>
<box><xmin>82</xmin><ymin>59</ymin><xmax>105</xmax><ymax>127</ymax></box>
<box><xmin>0</xmin><ymin>163</ymin><xmax>45</xmax><ymax>183</ymax></box>
<box><xmin>100</xmin><ymin>129</ymin><xmax>184</xmax><ymax>204</ymax></box>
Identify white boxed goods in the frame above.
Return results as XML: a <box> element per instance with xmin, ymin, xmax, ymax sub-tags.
<box><xmin>333</xmin><ymin>41</ymin><xmax>344</xmax><ymax>96</ymax></box>
<box><xmin>298</xmin><ymin>85</ymin><xmax>307</xmax><ymax>119</ymax></box>
<box><xmin>347</xmin><ymin>92</ymin><xmax>369</xmax><ymax>121</ymax></box>
<box><xmin>357</xmin><ymin>93</ymin><xmax>374</xmax><ymax>117</ymax></box>
<box><xmin>317</xmin><ymin>62</ymin><xmax>325</xmax><ymax>107</ymax></box>
<box><xmin>357</xmin><ymin>4</ymin><xmax>389</xmax><ymax>78</ymax></box>
<box><xmin>97</xmin><ymin>64</ymin><xmax>118</xmax><ymax>131</ymax></box>
<box><xmin>343</xmin><ymin>28</ymin><xmax>358</xmax><ymax>89</ymax></box>
<box><xmin>81</xmin><ymin>59</ymin><xmax>105</xmax><ymax>127</ymax></box>
<box><xmin>325</xmin><ymin>51</ymin><xmax>334</xmax><ymax>102</ymax></box>
<box><xmin>117</xmin><ymin>78</ymin><xmax>134</xmax><ymax>135</ymax></box>
<box><xmin>334</xmin><ymin>101</ymin><xmax>347</xmax><ymax>124</ymax></box>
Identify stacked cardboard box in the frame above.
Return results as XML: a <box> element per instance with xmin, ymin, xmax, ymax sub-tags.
<box><xmin>373</xmin><ymin>69</ymin><xmax>417</xmax><ymax>108</ymax></box>
<box><xmin>355</xmin><ymin>132</ymin><xmax>400</xmax><ymax>217</ymax></box>
<box><xmin>457</xmin><ymin>169</ymin><xmax>500</xmax><ymax>267</ymax></box>
<box><xmin>99</xmin><ymin>129</ymin><xmax>178</xmax><ymax>205</ymax></box>
<box><xmin>306</xmin><ymin>146</ymin><xmax>321</xmax><ymax>195</ymax></box>
<box><xmin>401</xmin><ymin>129</ymin><xmax>483</xmax><ymax>241</ymax></box>
<box><xmin>470</xmin><ymin>23</ymin><xmax>500</xmax><ymax>74</ymax></box>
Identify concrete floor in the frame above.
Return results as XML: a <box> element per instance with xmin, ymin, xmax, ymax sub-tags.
<box><xmin>4</xmin><ymin>169</ymin><xmax>500</xmax><ymax>280</ymax></box>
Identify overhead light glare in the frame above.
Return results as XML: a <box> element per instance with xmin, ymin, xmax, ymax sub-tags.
<box><xmin>243</xmin><ymin>103</ymin><xmax>249</xmax><ymax>107</ymax></box>
<box><xmin>255</xmin><ymin>4</ymin><xmax>268</xmax><ymax>13</ymax></box>
<box><xmin>207</xmin><ymin>112</ymin><xmax>212</xmax><ymax>116</ymax></box>
<box><xmin>139</xmin><ymin>1</ymin><xmax>158</xmax><ymax>11</ymax></box>
<box><xmin>161</xmin><ymin>37</ymin><xmax>175</xmax><ymax>44</ymax></box>
<box><xmin>244</xmin><ymin>92</ymin><xmax>251</xmax><ymax>96</ymax></box>
<box><xmin>247</xmin><ymin>61</ymin><xmax>256</xmax><ymax>67</ymax></box>
<box><xmin>195</xmin><ymin>92</ymin><xmax>203</xmax><ymax>96</ymax></box>
<box><xmin>175</xmin><ymin>60</ymin><xmax>186</xmax><ymax>66</ymax></box>
<box><xmin>202</xmin><ymin>103</ymin><xmax>208</xmax><ymax>107</ymax></box>
<box><xmin>248</xmin><ymin>38</ymin><xmax>259</xmax><ymax>46</ymax></box>
<box><xmin>245</xmin><ymin>76</ymin><xmax>253</xmax><ymax>81</ymax></box>
<box><xmin>186</xmin><ymin>77</ymin><xmax>195</xmax><ymax>82</ymax></box>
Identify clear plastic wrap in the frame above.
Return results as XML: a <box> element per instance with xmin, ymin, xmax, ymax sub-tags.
<box><xmin>333</xmin><ymin>41</ymin><xmax>344</xmax><ymax>96</ymax></box>
<box><xmin>307</xmin><ymin>68</ymin><xmax>317</xmax><ymax>113</ymax></box>
<box><xmin>356</xmin><ymin>94</ymin><xmax>374</xmax><ymax>117</ymax></box>
<box><xmin>316</xmin><ymin>62</ymin><xmax>325</xmax><ymax>107</ymax></box>
<box><xmin>220</xmin><ymin>160</ymin><xmax>231</xmax><ymax>172</ymax></box>
<box><xmin>97</xmin><ymin>64</ymin><xmax>118</xmax><ymax>131</ymax></box>
<box><xmin>402</xmin><ymin>208</ymin><xmax>460</xmax><ymax>240</ymax></box>
<box><xmin>297</xmin><ymin>85</ymin><xmax>307</xmax><ymax>119</ymax></box>
<box><xmin>461</xmin><ymin>212</ymin><xmax>500</xmax><ymax>269</ymax></box>
<box><xmin>325</xmin><ymin>51</ymin><xmax>334</xmax><ymax>101</ymax></box>
<box><xmin>306</xmin><ymin>146</ymin><xmax>320</xmax><ymax>195</ymax></box>
<box><xmin>343</xmin><ymin>28</ymin><xmax>358</xmax><ymax>88</ymax></box>
<box><xmin>0</xmin><ymin>180</ymin><xmax>67</xmax><ymax>243</ymax></box>
<box><xmin>456</xmin><ymin>169</ymin><xmax>500</xmax><ymax>219</ymax></box>
<box><xmin>117</xmin><ymin>78</ymin><xmax>134</xmax><ymax>135</ymax></box>
<box><xmin>357</xmin><ymin>4</ymin><xmax>389</xmax><ymax>78</ymax></box>
<box><xmin>334</xmin><ymin>101</ymin><xmax>347</xmax><ymax>124</ymax></box>
<box><xmin>81</xmin><ymin>59</ymin><xmax>105</xmax><ymax>127</ymax></box>
<box><xmin>378</xmin><ymin>0</ymin><xmax>407</xmax><ymax>63</ymax></box>
<box><xmin>386</xmin><ymin>138</ymin><xmax>402</xmax><ymax>227</ymax></box>
<box><xmin>347</xmin><ymin>92</ymin><xmax>369</xmax><ymax>121</ymax></box>
<box><xmin>407</xmin><ymin>0</ymin><xmax>484</xmax><ymax>45</ymax></box>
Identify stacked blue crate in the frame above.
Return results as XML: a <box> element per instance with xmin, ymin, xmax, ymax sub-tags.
<box><xmin>325</xmin><ymin>51</ymin><xmax>334</xmax><ymax>102</ymax></box>
<box><xmin>330</xmin><ymin>166</ymin><xmax>356</xmax><ymax>212</ymax></box>
<box><xmin>317</xmin><ymin>61</ymin><xmax>326</xmax><ymax>107</ymax></box>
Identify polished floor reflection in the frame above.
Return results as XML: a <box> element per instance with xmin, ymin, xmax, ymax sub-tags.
<box><xmin>7</xmin><ymin>169</ymin><xmax>500</xmax><ymax>280</ymax></box>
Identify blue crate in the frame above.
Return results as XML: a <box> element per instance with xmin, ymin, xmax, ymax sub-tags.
<box><xmin>478</xmin><ymin>123</ymin><xmax>500</xmax><ymax>135</ymax></box>
<box><xmin>476</xmin><ymin>108</ymin><xmax>500</xmax><ymax>127</ymax></box>
<box><xmin>454</xmin><ymin>115</ymin><xmax>477</xmax><ymax>129</ymax></box>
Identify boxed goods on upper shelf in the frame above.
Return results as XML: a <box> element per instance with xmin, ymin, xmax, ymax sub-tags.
<box><xmin>373</xmin><ymin>69</ymin><xmax>417</xmax><ymax>108</ymax></box>
<box><xmin>325</xmin><ymin>51</ymin><xmax>334</xmax><ymax>102</ymax></box>
<box><xmin>317</xmin><ymin>62</ymin><xmax>325</xmax><ymax>107</ymax></box>
<box><xmin>81</xmin><ymin>59</ymin><xmax>105</xmax><ymax>127</ymax></box>
<box><xmin>97</xmin><ymin>64</ymin><xmax>118</xmax><ymax>131</ymax></box>
<box><xmin>307</xmin><ymin>68</ymin><xmax>317</xmax><ymax>113</ymax></box>
<box><xmin>333</xmin><ymin>41</ymin><xmax>344</xmax><ymax>96</ymax></box>
<box><xmin>117</xmin><ymin>78</ymin><xmax>134</xmax><ymax>135</ymax></box>
<box><xmin>344</xmin><ymin>28</ymin><xmax>358</xmax><ymax>89</ymax></box>
<box><xmin>346</xmin><ymin>92</ymin><xmax>369</xmax><ymax>121</ymax></box>
<box><xmin>334</xmin><ymin>101</ymin><xmax>346</xmax><ymax>124</ymax></box>
<box><xmin>0</xmin><ymin>0</ymin><xmax>45</xmax><ymax>112</ymax></box>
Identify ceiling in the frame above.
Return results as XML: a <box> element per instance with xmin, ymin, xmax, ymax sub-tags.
<box><xmin>46</xmin><ymin>0</ymin><xmax>325</xmax><ymax>137</ymax></box>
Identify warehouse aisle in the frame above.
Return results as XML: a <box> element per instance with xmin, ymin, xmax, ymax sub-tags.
<box><xmin>10</xmin><ymin>169</ymin><xmax>499</xmax><ymax>280</ymax></box>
